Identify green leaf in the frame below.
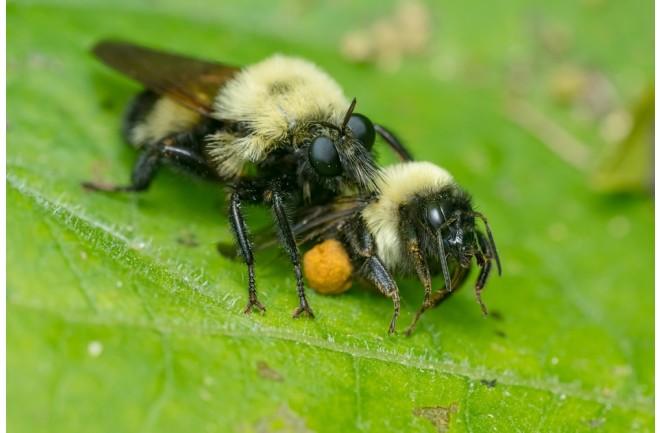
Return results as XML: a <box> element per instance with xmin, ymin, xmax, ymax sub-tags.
<box><xmin>8</xmin><ymin>1</ymin><xmax>653</xmax><ymax>432</ymax></box>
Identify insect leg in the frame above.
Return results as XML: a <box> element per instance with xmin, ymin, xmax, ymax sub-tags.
<box><xmin>159</xmin><ymin>136</ymin><xmax>220</xmax><ymax>180</ymax></box>
<box><xmin>374</xmin><ymin>124</ymin><xmax>413</xmax><ymax>162</ymax></box>
<box><xmin>474</xmin><ymin>230</ymin><xmax>495</xmax><ymax>316</ymax></box>
<box><xmin>473</xmin><ymin>211</ymin><xmax>502</xmax><ymax>276</ymax></box>
<box><xmin>405</xmin><ymin>266</ymin><xmax>470</xmax><ymax>336</ymax></box>
<box><xmin>400</xmin><ymin>222</ymin><xmax>434</xmax><ymax>308</ymax></box>
<box><xmin>228</xmin><ymin>191</ymin><xmax>266</xmax><ymax>314</ymax></box>
<box><xmin>362</xmin><ymin>257</ymin><xmax>401</xmax><ymax>334</ymax></box>
<box><xmin>83</xmin><ymin>132</ymin><xmax>219</xmax><ymax>192</ymax></box>
<box><xmin>474</xmin><ymin>259</ymin><xmax>491</xmax><ymax>316</ymax></box>
<box><xmin>344</xmin><ymin>217</ymin><xmax>401</xmax><ymax>334</ymax></box>
<box><xmin>269</xmin><ymin>188</ymin><xmax>314</xmax><ymax>319</ymax></box>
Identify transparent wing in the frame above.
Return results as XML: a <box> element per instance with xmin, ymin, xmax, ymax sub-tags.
<box><xmin>93</xmin><ymin>40</ymin><xmax>240</xmax><ymax>117</ymax></box>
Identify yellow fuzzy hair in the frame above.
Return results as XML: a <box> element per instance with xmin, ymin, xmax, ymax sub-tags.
<box><xmin>208</xmin><ymin>55</ymin><xmax>349</xmax><ymax>177</ymax></box>
<box><xmin>362</xmin><ymin>162</ymin><xmax>454</xmax><ymax>269</ymax></box>
<box><xmin>130</xmin><ymin>97</ymin><xmax>201</xmax><ymax>146</ymax></box>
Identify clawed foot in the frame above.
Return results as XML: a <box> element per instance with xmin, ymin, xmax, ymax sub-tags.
<box><xmin>292</xmin><ymin>302</ymin><xmax>315</xmax><ymax>319</ymax></box>
<box><xmin>243</xmin><ymin>298</ymin><xmax>266</xmax><ymax>314</ymax></box>
<box><xmin>475</xmin><ymin>292</ymin><xmax>488</xmax><ymax>316</ymax></box>
<box><xmin>480</xmin><ymin>303</ymin><xmax>488</xmax><ymax>316</ymax></box>
<box><xmin>387</xmin><ymin>315</ymin><xmax>399</xmax><ymax>335</ymax></box>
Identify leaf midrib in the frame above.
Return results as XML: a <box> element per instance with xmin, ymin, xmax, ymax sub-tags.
<box><xmin>8</xmin><ymin>170</ymin><xmax>653</xmax><ymax>415</ymax></box>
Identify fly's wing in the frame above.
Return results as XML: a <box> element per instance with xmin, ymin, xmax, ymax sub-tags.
<box><xmin>292</xmin><ymin>195</ymin><xmax>368</xmax><ymax>245</ymax></box>
<box><xmin>219</xmin><ymin>195</ymin><xmax>369</xmax><ymax>258</ymax></box>
<box><xmin>93</xmin><ymin>40</ymin><xmax>240</xmax><ymax>117</ymax></box>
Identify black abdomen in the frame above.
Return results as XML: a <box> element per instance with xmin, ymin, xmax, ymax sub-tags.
<box><xmin>122</xmin><ymin>90</ymin><xmax>160</xmax><ymax>145</ymax></box>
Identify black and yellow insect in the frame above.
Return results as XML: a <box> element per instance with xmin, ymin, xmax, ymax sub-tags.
<box><xmin>292</xmin><ymin>160</ymin><xmax>502</xmax><ymax>334</ymax></box>
<box><xmin>85</xmin><ymin>41</ymin><xmax>409</xmax><ymax>318</ymax></box>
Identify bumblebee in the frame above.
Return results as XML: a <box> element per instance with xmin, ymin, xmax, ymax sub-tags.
<box><xmin>294</xmin><ymin>161</ymin><xmax>502</xmax><ymax>334</ymax></box>
<box><xmin>84</xmin><ymin>41</ymin><xmax>409</xmax><ymax>318</ymax></box>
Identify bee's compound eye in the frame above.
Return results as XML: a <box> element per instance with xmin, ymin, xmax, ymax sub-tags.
<box><xmin>347</xmin><ymin>113</ymin><xmax>375</xmax><ymax>150</ymax></box>
<box><xmin>426</xmin><ymin>203</ymin><xmax>445</xmax><ymax>229</ymax></box>
<box><xmin>309</xmin><ymin>136</ymin><xmax>343</xmax><ymax>176</ymax></box>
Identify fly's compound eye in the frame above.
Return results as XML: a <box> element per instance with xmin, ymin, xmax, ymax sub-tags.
<box><xmin>426</xmin><ymin>203</ymin><xmax>445</xmax><ymax>229</ymax></box>
<box><xmin>309</xmin><ymin>136</ymin><xmax>343</xmax><ymax>176</ymax></box>
<box><xmin>347</xmin><ymin>113</ymin><xmax>375</xmax><ymax>150</ymax></box>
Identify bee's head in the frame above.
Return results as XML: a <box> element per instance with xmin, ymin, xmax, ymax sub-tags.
<box><xmin>423</xmin><ymin>193</ymin><xmax>472</xmax><ymax>257</ymax></box>
<box><xmin>302</xmin><ymin>98</ymin><xmax>381</xmax><ymax>196</ymax></box>
<box><xmin>417</xmin><ymin>188</ymin><xmax>475</xmax><ymax>289</ymax></box>
<box><xmin>422</xmin><ymin>189</ymin><xmax>501</xmax><ymax>291</ymax></box>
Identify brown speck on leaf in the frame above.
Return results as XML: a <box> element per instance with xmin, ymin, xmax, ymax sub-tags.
<box><xmin>480</xmin><ymin>378</ymin><xmax>497</xmax><ymax>388</ymax></box>
<box><xmin>587</xmin><ymin>418</ymin><xmax>605</xmax><ymax>428</ymax></box>
<box><xmin>257</xmin><ymin>361</ymin><xmax>284</xmax><ymax>382</ymax></box>
<box><xmin>495</xmin><ymin>329</ymin><xmax>507</xmax><ymax>338</ymax></box>
<box><xmin>413</xmin><ymin>402</ymin><xmax>459</xmax><ymax>433</ymax></box>
<box><xmin>489</xmin><ymin>309</ymin><xmax>504</xmax><ymax>321</ymax></box>
<box><xmin>176</xmin><ymin>229</ymin><xmax>200</xmax><ymax>248</ymax></box>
